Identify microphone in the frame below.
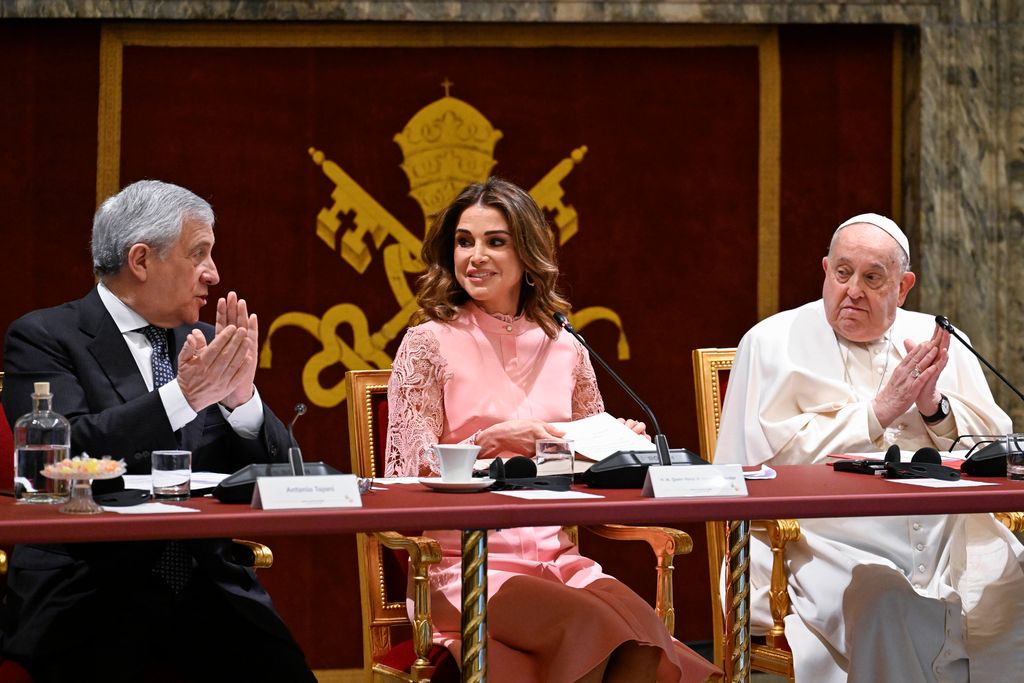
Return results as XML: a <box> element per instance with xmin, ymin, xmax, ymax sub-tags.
<box><xmin>935</xmin><ymin>316</ymin><xmax>1023</xmax><ymax>475</ymax></box>
<box><xmin>288</xmin><ymin>403</ymin><xmax>307</xmax><ymax>476</ymax></box>
<box><xmin>212</xmin><ymin>401</ymin><xmax>344</xmax><ymax>503</ymax></box>
<box><xmin>554</xmin><ymin>312</ymin><xmax>670</xmax><ymax>465</ymax></box>
<box><xmin>553</xmin><ymin>312</ymin><xmax>705</xmax><ymax>488</ymax></box>
<box><xmin>936</xmin><ymin>316</ymin><xmax>1024</xmax><ymax>403</ymax></box>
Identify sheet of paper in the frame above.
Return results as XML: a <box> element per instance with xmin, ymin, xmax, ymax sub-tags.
<box><xmin>550</xmin><ymin>412</ymin><xmax>656</xmax><ymax>461</ymax></box>
<box><xmin>102</xmin><ymin>502</ymin><xmax>201</xmax><ymax>514</ymax></box>
<box><xmin>492</xmin><ymin>489</ymin><xmax>604</xmax><ymax>500</ymax></box>
<box><xmin>884</xmin><ymin>478</ymin><xmax>997</xmax><ymax>488</ymax></box>
<box><xmin>122</xmin><ymin>471</ymin><xmax>230</xmax><ymax>492</ymax></box>
<box><xmin>744</xmin><ymin>465</ymin><xmax>777</xmax><ymax>480</ymax></box>
<box><xmin>374</xmin><ymin>477</ymin><xmax>423</xmax><ymax>485</ymax></box>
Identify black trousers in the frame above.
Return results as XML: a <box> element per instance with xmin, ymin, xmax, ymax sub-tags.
<box><xmin>14</xmin><ymin>560</ymin><xmax>316</xmax><ymax>683</ymax></box>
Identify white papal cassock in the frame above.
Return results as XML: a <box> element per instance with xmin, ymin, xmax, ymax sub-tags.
<box><xmin>715</xmin><ymin>299</ymin><xmax>1024</xmax><ymax>683</ymax></box>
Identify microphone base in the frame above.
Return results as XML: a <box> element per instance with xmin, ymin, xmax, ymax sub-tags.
<box><xmin>962</xmin><ymin>441</ymin><xmax>1010</xmax><ymax>477</ymax></box>
<box><xmin>581</xmin><ymin>449</ymin><xmax>708</xmax><ymax>489</ymax></box>
<box><xmin>213</xmin><ymin>461</ymin><xmax>344</xmax><ymax>503</ymax></box>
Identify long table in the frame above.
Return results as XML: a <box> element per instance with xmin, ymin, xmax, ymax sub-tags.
<box><xmin>1</xmin><ymin>465</ymin><xmax>1022</xmax><ymax>682</ymax></box>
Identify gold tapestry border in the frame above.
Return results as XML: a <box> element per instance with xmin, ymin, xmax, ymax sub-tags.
<box><xmin>98</xmin><ymin>22</ymin><xmax>781</xmax><ymax>318</ymax></box>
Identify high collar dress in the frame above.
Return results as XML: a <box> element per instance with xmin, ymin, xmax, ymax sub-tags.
<box><xmin>386</xmin><ymin>303</ymin><xmax>718</xmax><ymax>683</ymax></box>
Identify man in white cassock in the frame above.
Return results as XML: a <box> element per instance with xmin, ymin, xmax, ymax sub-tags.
<box><xmin>715</xmin><ymin>213</ymin><xmax>1024</xmax><ymax>683</ymax></box>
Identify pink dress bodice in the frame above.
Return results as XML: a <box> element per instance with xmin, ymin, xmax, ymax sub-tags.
<box><xmin>385</xmin><ymin>302</ymin><xmax>603</xmax><ymax>477</ymax></box>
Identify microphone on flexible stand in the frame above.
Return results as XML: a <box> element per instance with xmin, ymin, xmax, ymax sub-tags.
<box><xmin>288</xmin><ymin>403</ymin><xmax>307</xmax><ymax>476</ymax></box>
<box><xmin>936</xmin><ymin>316</ymin><xmax>1024</xmax><ymax>402</ymax></box>
<box><xmin>553</xmin><ymin>312</ymin><xmax>705</xmax><ymax>488</ymax></box>
<box><xmin>935</xmin><ymin>316</ymin><xmax>1024</xmax><ymax>475</ymax></box>
<box><xmin>212</xmin><ymin>400</ymin><xmax>344</xmax><ymax>503</ymax></box>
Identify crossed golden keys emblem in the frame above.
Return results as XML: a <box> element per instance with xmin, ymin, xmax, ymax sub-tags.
<box><xmin>260</xmin><ymin>84</ymin><xmax>630</xmax><ymax>408</ymax></box>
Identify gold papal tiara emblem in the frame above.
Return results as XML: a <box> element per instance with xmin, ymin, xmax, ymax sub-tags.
<box><xmin>260</xmin><ymin>82</ymin><xmax>630</xmax><ymax>408</ymax></box>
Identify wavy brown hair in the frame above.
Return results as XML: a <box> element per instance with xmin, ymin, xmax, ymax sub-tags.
<box><xmin>414</xmin><ymin>177</ymin><xmax>570</xmax><ymax>338</ymax></box>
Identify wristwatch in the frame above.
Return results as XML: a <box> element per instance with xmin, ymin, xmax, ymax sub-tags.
<box><xmin>921</xmin><ymin>394</ymin><xmax>951</xmax><ymax>424</ymax></box>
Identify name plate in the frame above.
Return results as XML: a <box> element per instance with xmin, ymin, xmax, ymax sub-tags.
<box><xmin>252</xmin><ymin>474</ymin><xmax>362</xmax><ymax>510</ymax></box>
<box><xmin>642</xmin><ymin>464</ymin><xmax>748</xmax><ymax>498</ymax></box>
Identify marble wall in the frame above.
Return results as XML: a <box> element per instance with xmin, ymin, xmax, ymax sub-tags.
<box><xmin>6</xmin><ymin>0</ymin><xmax>1023</xmax><ymax>421</ymax></box>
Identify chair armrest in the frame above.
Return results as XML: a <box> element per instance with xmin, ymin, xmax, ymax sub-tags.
<box><xmin>230</xmin><ymin>539</ymin><xmax>274</xmax><ymax>569</ymax></box>
<box><xmin>586</xmin><ymin>524</ymin><xmax>693</xmax><ymax>635</ymax></box>
<box><xmin>750</xmin><ymin>519</ymin><xmax>800</xmax><ymax>645</ymax></box>
<box><xmin>586</xmin><ymin>524</ymin><xmax>694</xmax><ymax>556</ymax></box>
<box><xmin>995</xmin><ymin>512</ymin><xmax>1024</xmax><ymax>532</ymax></box>
<box><xmin>375</xmin><ymin>532</ymin><xmax>442</xmax><ymax>677</ymax></box>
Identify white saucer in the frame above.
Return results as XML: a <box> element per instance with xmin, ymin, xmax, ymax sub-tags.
<box><xmin>419</xmin><ymin>477</ymin><xmax>494</xmax><ymax>492</ymax></box>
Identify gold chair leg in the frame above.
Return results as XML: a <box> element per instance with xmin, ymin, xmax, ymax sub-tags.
<box><xmin>461</xmin><ymin>529</ymin><xmax>488</xmax><ymax>682</ymax></box>
<box><xmin>722</xmin><ymin>519</ymin><xmax>751</xmax><ymax>683</ymax></box>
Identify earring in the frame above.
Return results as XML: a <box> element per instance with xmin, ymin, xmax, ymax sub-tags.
<box><xmin>524</xmin><ymin>272</ymin><xmax>536</xmax><ymax>287</ymax></box>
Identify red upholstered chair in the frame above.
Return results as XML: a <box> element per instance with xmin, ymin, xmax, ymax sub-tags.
<box><xmin>346</xmin><ymin>368</ymin><xmax>703</xmax><ymax>682</ymax></box>
<box><xmin>692</xmin><ymin>349</ymin><xmax>798</xmax><ymax>682</ymax></box>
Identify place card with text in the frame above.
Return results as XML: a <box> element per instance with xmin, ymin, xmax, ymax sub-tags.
<box><xmin>252</xmin><ymin>475</ymin><xmax>362</xmax><ymax>509</ymax></box>
<box><xmin>642</xmin><ymin>464</ymin><xmax>749</xmax><ymax>498</ymax></box>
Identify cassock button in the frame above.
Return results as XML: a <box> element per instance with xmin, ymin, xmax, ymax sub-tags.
<box><xmin>877</xmin><ymin>367</ymin><xmax>884</xmax><ymax>374</ymax></box>
<box><xmin>916</xmin><ymin>543</ymin><xmax>925</xmax><ymax>551</ymax></box>
<box><xmin>897</xmin><ymin>423</ymin><xmax>906</xmax><ymax>431</ymax></box>
<box><xmin>918</xmin><ymin>564</ymin><xmax>926</xmax><ymax>572</ymax></box>
<box><xmin>913</xmin><ymin>522</ymin><xmax>922</xmax><ymax>530</ymax></box>
<box><xmin>506</xmin><ymin>325</ymin><xmax>512</xmax><ymax>332</ymax></box>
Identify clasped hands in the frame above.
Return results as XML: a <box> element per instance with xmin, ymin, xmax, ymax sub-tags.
<box><xmin>474</xmin><ymin>416</ymin><xmax>650</xmax><ymax>459</ymax></box>
<box><xmin>177</xmin><ymin>291</ymin><xmax>258</xmax><ymax>412</ymax></box>
<box><xmin>872</xmin><ymin>324</ymin><xmax>950</xmax><ymax>428</ymax></box>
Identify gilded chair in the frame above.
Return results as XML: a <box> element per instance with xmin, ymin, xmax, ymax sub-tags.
<box><xmin>692</xmin><ymin>349</ymin><xmax>798</xmax><ymax>682</ymax></box>
<box><xmin>346</xmin><ymin>368</ymin><xmax>706</xmax><ymax>682</ymax></box>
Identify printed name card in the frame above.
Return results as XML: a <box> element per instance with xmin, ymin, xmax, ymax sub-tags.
<box><xmin>252</xmin><ymin>475</ymin><xmax>362</xmax><ymax>509</ymax></box>
<box><xmin>642</xmin><ymin>464</ymin><xmax>749</xmax><ymax>498</ymax></box>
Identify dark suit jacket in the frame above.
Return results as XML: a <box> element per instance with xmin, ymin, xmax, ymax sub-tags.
<box><xmin>0</xmin><ymin>287</ymin><xmax>295</xmax><ymax>660</ymax></box>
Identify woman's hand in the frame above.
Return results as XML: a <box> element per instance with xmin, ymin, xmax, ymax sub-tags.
<box><xmin>617</xmin><ymin>417</ymin><xmax>652</xmax><ymax>441</ymax></box>
<box><xmin>475</xmin><ymin>419</ymin><xmax>566</xmax><ymax>458</ymax></box>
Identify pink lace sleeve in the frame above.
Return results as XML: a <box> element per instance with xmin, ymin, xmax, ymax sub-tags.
<box><xmin>571</xmin><ymin>342</ymin><xmax>605</xmax><ymax>419</ymax></box>
<box><xmin>385</xmin><ymin>326</ymin><xmax>450</xmax><ymax>477</ymax></box>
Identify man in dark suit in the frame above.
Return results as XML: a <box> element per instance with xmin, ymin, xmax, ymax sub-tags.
<box><xmin>1</xmin><ymin>180</ymin><xmax>317</xmax><ymax>682</ymax></box>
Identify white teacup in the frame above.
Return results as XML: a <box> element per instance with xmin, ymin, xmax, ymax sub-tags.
<box><xmin>434</xmin><ymin>444</ymin><xmax>481</xmax><ymax>482</ymax></box>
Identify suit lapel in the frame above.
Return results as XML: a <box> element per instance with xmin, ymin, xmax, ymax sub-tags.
<box><xmin>81</xmin><ymin>289</ymin><xmax>150</xmax><ymax>404</ymax></box>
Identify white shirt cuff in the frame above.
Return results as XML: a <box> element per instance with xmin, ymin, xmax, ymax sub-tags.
<box><xmin>218</xmin><ymin>386</ymin><xmax>264</xmax><ymax>439</ymax></box>
<box><xmin>159</xmin><ymin>379</ymin><xmax>199</xmax><ymax>432</ymax></box>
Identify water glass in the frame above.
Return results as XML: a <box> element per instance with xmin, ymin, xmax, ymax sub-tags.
<box><xmin>152</xmin><ymin>450</ymin><xmax>191</xmax><ymax>500</ymax></box>
<box><xmin>1006</xmin><ymin>434</ymin><xmax>1024</xmax><ymax>481</ymax></box>
<box><xmin>535</xmin><ymin>438</ymin><xmax>575</xmax><ymax>476</ymax></box>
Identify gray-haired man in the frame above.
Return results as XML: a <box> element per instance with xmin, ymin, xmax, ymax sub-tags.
<box><xmin>2</xmin><ymin>180</ymin><xmax>315</xmax><ymax>682</ymax></box>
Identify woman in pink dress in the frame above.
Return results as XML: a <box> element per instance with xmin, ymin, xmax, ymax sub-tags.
<box><xmin>385</xmin><ymin>178</ymin><xmax>718</xmax><ymax>683</ymax></box>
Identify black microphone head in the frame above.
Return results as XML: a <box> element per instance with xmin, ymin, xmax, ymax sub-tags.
<box><xmin>294</xmin><ymin>403</ymin><xmax>307</xmax><ymax>417</ymax></box>
<box><xmin>884</xmin><ymin>444</ymin><xmax>902</xmax><ymax>463</ymax></box>
<box><xmin>911</xmin><ymin>447</ymin><xmax>942</xmax><ymax>465</ymax></box>
<box><xmin>504</xmin><ymin>456</ymin><xmax>538</xmax><ymax>479</ymax></box>
<box><xmin>935</xmin><ymin>315</ymin><xmax>953</xmax><ymax>332</ymax></box>
<box><xmin>553</xmin><ymin>311</ymin><xmax>573</xmax><ymax>332</ymax></box>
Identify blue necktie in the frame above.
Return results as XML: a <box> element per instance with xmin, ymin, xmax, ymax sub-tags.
<box><xmin>139</xmin><ymin>325</ymin><xmax>175</xmax><ymax>389</ymax></box>
<box><xmin>138</xmin><ymin>324</ymin><xmax>193</xmax><ymax>594</ymax></box>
